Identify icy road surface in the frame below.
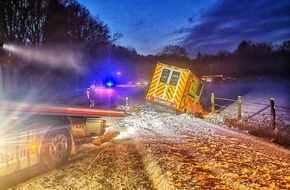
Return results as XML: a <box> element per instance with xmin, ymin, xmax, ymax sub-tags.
<box><xmin>7</xmin><ymin>103</ymin><xmax>290</xmax><ymax>190</ymax></box>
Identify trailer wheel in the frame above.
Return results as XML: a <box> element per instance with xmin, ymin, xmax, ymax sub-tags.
<box><xmin>42</xmin><ymin>128</ymin><xmax>72</xmax><ymax>168</ymax></box>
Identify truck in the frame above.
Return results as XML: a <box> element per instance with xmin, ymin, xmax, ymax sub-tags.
<box><xmin>146</xmin><ymin>62</ymin><xmax>205</xmax><ymax>117</ymax></box>
<box><xmin>0</xmin><ymin>102</ymin><xmax>126</xmax><ymax>178</ymax></box>
<box><xmin>0</xmin><ymin>43</ymin><xmax>126</xmax><ymax>180</ymax></box>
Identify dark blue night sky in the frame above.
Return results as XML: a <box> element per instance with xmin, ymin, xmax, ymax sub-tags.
<box><xmin>78</xmin><ymin>0</ymin><xmax>290</xmax><ymax>57</ymax></box>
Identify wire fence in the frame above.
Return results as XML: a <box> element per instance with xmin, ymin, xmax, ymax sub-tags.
<box><xmin>211</xmin><ymin>93</ymin><xmax>241</xmax><ymax>120</ymax></box>
<box><xmin>210</xmin><ymin>93</ymin><xmax>290</xmax><ymax>129</ymax></box>
<box><xmin>242</xmin><ymin>100</ymin><xmax>290</xmax><ymax>125</ymax></box>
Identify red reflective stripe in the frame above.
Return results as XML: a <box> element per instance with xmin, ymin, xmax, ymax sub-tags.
<box><xmin>0</xmin><ymin>103</ymin><xmax>126</xmax><ymax>117</ymax></box>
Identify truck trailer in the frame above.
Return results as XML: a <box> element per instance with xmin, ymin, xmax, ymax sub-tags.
<box><xmin>146</xmin><ymin>62</ymin><xmax>205</xmax><ymax>117</ymax></box>
<box><xmin>0</xmin><ymin>42</ymin><xmax>126</xmax><ymax>181</ymax></box>
<box><xmin>0</xmin><ymin>101</ymin><xmax>126</xmax><ymax>178</ymax></box>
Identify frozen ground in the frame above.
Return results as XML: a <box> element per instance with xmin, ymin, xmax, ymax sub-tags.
<box><xmin>7</xmin><ymin>103</ymin><xmax>290</xmax><ymax>190</ymax></box>
<box><xmin>202</xmin><ymin>77</ymin><xmax>290</xmax><ymax>126</ymax></box>
<box><xmin>4</xmin><ymin>77</ymin><xmax>290</xmax><ymax>190</ymax></box>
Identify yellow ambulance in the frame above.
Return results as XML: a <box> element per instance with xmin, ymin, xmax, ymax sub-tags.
<box><xmin>146</xmin><ymin>62</ymin><xmax>205</xmax><ymax>117</ymax></box>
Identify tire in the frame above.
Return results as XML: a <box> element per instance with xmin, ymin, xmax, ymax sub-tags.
<box><xmin>42</xmin><ymin>128</ymin><xmax>72</xmax><ymax>169</ymax></box>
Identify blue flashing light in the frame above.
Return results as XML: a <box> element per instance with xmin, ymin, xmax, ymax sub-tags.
<box><xmin>106</xmin><ymin>81</ymin><xmax>114</xmax><ymax>88</ymax></box>
<box><xmin>103</xmin><ymin>75</ymin><xmax>118</xmax><ymax>88</ymax></box>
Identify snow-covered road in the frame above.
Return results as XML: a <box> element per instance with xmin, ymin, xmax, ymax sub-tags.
<box><xmin>8</xmin><ymin>103</ymin><xmax>290</xmax><ymax>190</ymax></box>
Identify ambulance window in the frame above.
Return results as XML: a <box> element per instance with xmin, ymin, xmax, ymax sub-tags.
<box><xmin>169</xmin><ymin>71</ymin><xmax>180</xmax><ymax>86</ymax></box>
<box><xmin>160</xmin><ymin>69</ymin><xmax>170</xmax><ymax>83</ymax></box>
<box><xmin>196</xmin><ymin>83</ymin><xmax>203</xmax><ymax>96</ymax></box>
<box><xmin>188</xmin><ymin>80</ymin><xmax>196</xmax><ymax>97</ymax></box>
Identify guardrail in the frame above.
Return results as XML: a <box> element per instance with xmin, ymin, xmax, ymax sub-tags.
<box><xmin>210</xmin><ymin>93</ymin><xmax>288</xmax><ymax>130</ymax></box>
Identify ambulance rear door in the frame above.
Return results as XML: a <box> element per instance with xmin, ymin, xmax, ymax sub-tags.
<box><xmin>154</xmin><ymin>67</ymin><xmax>184</xmax><ymax>105</ymax></box>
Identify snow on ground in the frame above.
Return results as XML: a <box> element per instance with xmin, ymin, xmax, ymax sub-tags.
<box><xmin>203</xmin><ymin>77</ymin><xmax>290</xmax><ymax>127</ymax></box>
<box><xmin>6</xmin><ymin>77</ymin><xmax>290</xmax><ymax>190</ymax></box>
<box><xmin>112</xmin><ymin>104</ymin><xmax>215</xmax><ymax>140</ymax></box>
<box><xmin>8</xmin><ymin>102</ymin><xmax>290</xmax><ymax>190</ymax></box>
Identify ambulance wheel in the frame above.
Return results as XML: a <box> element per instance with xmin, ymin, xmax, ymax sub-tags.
<box><xmin>196</xmin><ymin>112</ymin><xmax>204</xmax><ymax>119</ymax></box>
<box><xmin>42</xmin><ymin>128</ymin><xmax>72</xmax><ymax>168</ymax></box>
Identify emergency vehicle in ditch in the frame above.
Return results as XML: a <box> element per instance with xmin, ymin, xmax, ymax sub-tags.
<box><xmin>146</xmin><ymin>62</ymin><xmax>205</xmax><ymax>117</ymax></box>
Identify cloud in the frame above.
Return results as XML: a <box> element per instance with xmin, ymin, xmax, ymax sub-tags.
<box><xmin>182</xmin><ymin>0</ymin><xmax>290</xmax><ymax>57</ymax></box>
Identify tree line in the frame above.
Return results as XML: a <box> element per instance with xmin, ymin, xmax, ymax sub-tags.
<box><xmin>0</xmin><ymin>0</ymin><xmax>289</xmax><ymax>100</ymax></box>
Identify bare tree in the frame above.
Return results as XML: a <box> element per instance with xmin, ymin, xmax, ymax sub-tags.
<box><xmin>161</xmin><ymin>45</ymin><xmax>188</xmax><ymax>57</ymax></box>
<box><xmin>43</xmin><ymin>0</ymin><xmax>70</xmax><ymax>44</ymax></box>
<box><xmin>0</xmin><ymin>0</ymin><xmax>114</xmax><ymax>96</ymax></box>
<box><xmin>0</xmin><ymin>0</ymin><xmax>48</xmax><ymax>45</ymax></box>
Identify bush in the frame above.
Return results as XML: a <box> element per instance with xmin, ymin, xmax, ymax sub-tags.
<box><xmin>224</xmin><ymin>116</ymin><xmax>290</xmax><ymax>147</ymax></box>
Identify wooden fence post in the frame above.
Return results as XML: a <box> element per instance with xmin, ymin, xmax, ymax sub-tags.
<box><xmin>270</xmin><ymin>98</ymin><xmax>276</xmax><ymax>130</ymax></box>
<box><xmin>211</xmin><ymin>93</ymin><xmax>215</xmax><ymax>114</ymax></box>
<box><xmin>237</xmin><ymin>96</ymin><xmax>242</xmax><ymax>120</ymax></box>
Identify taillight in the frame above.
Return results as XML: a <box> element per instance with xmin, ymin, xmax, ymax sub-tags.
<box><xmin>148</xmin><ymin>96</ymin><xmax>154</xmax><ymax>100</ymax></box>
<box><xmin>170</xmin><ymin>102</ymin><xmax>176</xmax><ymax>107</ymax></box>
<box><xmin>12</xmin><ymin>115</ymin><xmax>19</xmax><ymax>120</ymax></box>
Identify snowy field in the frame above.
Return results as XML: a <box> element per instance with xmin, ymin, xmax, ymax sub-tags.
<box><xmin>3</xmin><ymin>76</ymin><xmax>290</xmax><ymax>190</ymax></box>
<box><xmin>6</xmin><ymin>103</ymin><xmax>290</xmax><ymax>190</ymax></box>
<box><xmin>202</xmin><ymin>77</ymin><xmax>290</xmax><ymax>126</ymax></box>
